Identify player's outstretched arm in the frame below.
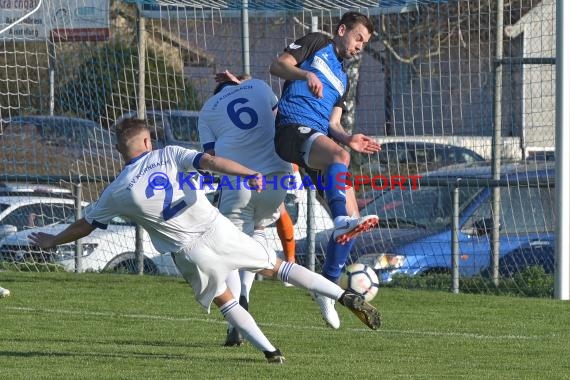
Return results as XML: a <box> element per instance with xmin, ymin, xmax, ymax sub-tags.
<box><xmin>328</xmin><ymin>108</ymin><xmax>381</xmax><ymax>154</ymax></box>
<box><xmin>198</xmin><ymin>153</ymin><xmax>263</xmax><ymax>191</ymax></box>
<box><xmin>28</xmin><ymin>218</ymin><xmax>96</xmax><ymax>249</ymax></box>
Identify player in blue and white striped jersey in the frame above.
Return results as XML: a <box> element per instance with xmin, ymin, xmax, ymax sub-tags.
<box><xmin>271</xmin><ymin>11</ymin><xmax>381</xmax><ymax>329</ymax></box>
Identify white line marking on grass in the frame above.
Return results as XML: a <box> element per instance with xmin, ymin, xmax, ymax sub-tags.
<box><xmin>380</xmin><ymin>328</ymin><xmax>541</xmax><ymax>340</ymax></box>
<box><xmin>6</xmin><ymin>306</ymin><xmax>544</xmax><ymax>340</ymax></box>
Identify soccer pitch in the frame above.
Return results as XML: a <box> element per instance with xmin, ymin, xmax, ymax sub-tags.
<box><xmin>1</xmin><ymin>271</ymin><xmax>569</xmax><ymax>379</ymax></box>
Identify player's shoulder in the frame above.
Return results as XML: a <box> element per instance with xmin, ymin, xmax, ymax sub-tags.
<box><xmin>294</xmin><ymin>32</ymin><xmax>331</xmax><ymax>47</ymax></box>
<box><xmin>246</xmin><ymin>78</ymin><xmax>273</xmax><ymax>92</ymax></box>
<box><xmin>162</xmin><ymin>144</ymin><xmax>194</xmax><ymax>156</ymax></box>
<box><xmin>246</xmin><ymin>78</ymin><xmax>268</xmax><ymax>87</ymax></box>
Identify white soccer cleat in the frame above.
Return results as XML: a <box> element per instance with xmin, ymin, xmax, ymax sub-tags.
<box><xmin>332</xmin><ymin>215</ymin><xmax>379</xmax><ymax>244</ymax></box>
<box><xmin>313</xmin><ymin>292</ymin><xmax>340</xmax><ymax>329</ymax></box>
<box><xmin>0</xmin><ymin>286</ymin><xmax>10</xmax><ymax>298</ymax></box>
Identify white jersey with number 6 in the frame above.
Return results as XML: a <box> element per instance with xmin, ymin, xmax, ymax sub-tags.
<box><xmin>198</xmin><ymin>79</ymin><xmax>291</xmax><ymax>175</ymax></box>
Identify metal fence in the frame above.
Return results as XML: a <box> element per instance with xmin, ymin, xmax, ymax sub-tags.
<box><xmin>0</xmin><ymin>0</ymin><xmax>568</xmax><ymax>297</ymax></box>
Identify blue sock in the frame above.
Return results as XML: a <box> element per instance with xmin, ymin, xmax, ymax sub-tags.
<box><xmin>321</xmin><ymin>237</ymin><xmax>356</xmax><ymax>283</ymax></box>
<box><xmin>324</xmin><ymin>163</ymin><xmax>349</xmax><ymax>219</ymax></box>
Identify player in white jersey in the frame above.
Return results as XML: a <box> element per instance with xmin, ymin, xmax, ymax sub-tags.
<box><xmin>199</xmin><ymin>71</ymin><xmax>293</xmax><ymax>346</ymax></box>
<box><xmin>28</xmin><ymin>117</ymin><xmax>381</xmax><ymax>364</ymax></box>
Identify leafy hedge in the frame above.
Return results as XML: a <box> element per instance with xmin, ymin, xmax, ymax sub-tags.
<box><xmin>386</xmin><ymin>266</ymin><xmax>554</xmax><ymax>298</ymax></box>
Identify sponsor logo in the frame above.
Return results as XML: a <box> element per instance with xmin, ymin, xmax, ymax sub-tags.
<box><xmin>147</xmin><ymin>172</ymin><xmax>422</xmax><ymax>192</ymax></box>
<box><xmin>298</xmin><ymin>126</ymin><xmax>312</xmax><ymax>134</ymax></box>
<box><xmin>288</xmin><ymin>42</ymin><xmax>301</xmax><ymax>49</ymax></box>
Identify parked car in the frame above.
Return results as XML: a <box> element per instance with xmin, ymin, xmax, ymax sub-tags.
<box><xmin>0</xmin><ymin>115</ymin><xmax>118</xmax><ymax>176</ymax></box>
<box><xmin>112</xmin><ymin>110</ymin><xmax>200</xmax><ymax>150</ymax></box>
<box><xmin>353</xmin><ymin>141</ymin><xmax>485</xmax><ymax>177</ymax></box>
<box><xmin>1</xmin><ymin>115</ymin><xmax>112</xmax><ymax>147</ymax></box>
<box><xmin>0</xmin><ymin>183</ymin><xmax>81</xmax><ymax>240</ymax></box>
<box><xmin>299</xmin><ymin>161</ymin><xmax>555</xmax><ymax>281</ymax></box>
<box><xmin>526</xmin><ymin>149</ymin><xmax>555</xmax><ymax>162</ymax></box>
<box><xmin>0</xmin><ymin>201</ymin><xmax>178</xmax><ymax>274</ymax></box>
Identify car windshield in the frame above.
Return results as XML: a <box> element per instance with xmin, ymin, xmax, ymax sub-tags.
<box><xmin>1</xmin><ymin>202</ymin><xmax>77</xmax><ymax>231</ymax></box>
<box><xmin>361</xmin><ymin>185</ymin><xmax>482</xmax><ymax>229</ymax></box>
<box><xmin>168</xmin><ymin>114</ymin><xmax>199</xmax><ymax>142</ymax></box>
<box><xmin>41</xmin><ymin>121</ymin><xmax>96</xmax><ymax>144</ymax></box>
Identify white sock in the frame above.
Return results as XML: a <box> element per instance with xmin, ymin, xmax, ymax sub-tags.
<box><xmin>226</xmin><ymin>270</ymin><xmax>241</xmax><ymax>300</ymax></box>
<box><xmin>240</xmin><ymin>229</ymin><xmax>266</xmax><ymax>301</ymax></box>
<box><xmin>225</xmin><ymin>270</ymin><xmax>241</xmax><ymax>330</ymax></box>
<box><xmin>219</xmin><ymin>300</ymin><xmax>276</xmax><ymax>353</ymax></box>
<box><xmin>240</xmin><ymin>270</ymin><xmax>256</xmax><ymax>302</ymax></box>
<box><xmin>278</xmin><ymin>262</ymin><xmax>344</xmax><ymax>300</ymax></box>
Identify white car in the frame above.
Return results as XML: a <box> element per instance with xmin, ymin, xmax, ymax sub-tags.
<box><xmin>0</xmin><ymin>216</ymin><xmax>177</xmax><ymax>275</ymax></box>
<box><xmin>0</xmin><ymin>183</ymin><xmax>176</xmax><ymax>274</ymax></box>
<box><xmin>0</xmin><ymin>184</ymin><xmax>82</xmax><ymax>240</ymax></box>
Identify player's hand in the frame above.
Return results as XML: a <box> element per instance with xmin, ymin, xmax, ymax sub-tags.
<box><xmin>28</xmin><ymin>232</ymin><xmax>57</xmax><ymax>249</ymax></box>
<box><xmin>305</xmin><ymin>72</ymin><xmax>323</xmax><ymax>98</ymax></box>
<box><xmin>215</xmin><ymin>70</ymin><xmax>241</xmax><ymax>84</ymax></box>
<box><xmin>347</xmin><ymin>134</ymin><xmax>381</xmax><ymax>154</ymax></box>
<box><xmin>246</xmin><ymin>173</ymin><xmax>264</xmax><ymax>192</ymax></box>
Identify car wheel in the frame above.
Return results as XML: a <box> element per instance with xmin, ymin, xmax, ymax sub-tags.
<box><xmin>103</xmin><ymin>252</ymin><xmax>159</xmax><ymax>275</ymax></box>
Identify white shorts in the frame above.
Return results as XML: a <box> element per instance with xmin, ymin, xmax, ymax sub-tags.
<box><xmin>171</xmin><ymin>214</ymin><xmax>277</xmax><ymax>312</ymax></box>
<box><xmin>217</xmin><ymin>171</ymin><xmax>289</xmax><ymax>235</ymax></box>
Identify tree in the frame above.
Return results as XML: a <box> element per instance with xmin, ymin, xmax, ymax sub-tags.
<box><xmin>55</xmin><ymin>43</ymin><xmax>201</xmax><ymax>127</ymax></box>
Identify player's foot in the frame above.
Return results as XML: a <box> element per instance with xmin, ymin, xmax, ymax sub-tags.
<box><xmin>332</xmin><ymin>215</ymin><xmax>379</xmax><ymax>244</ymax></box>
<box><xmin>223</xmin><ymin>327</ymin><xmax>244</xmax><ymax>347</ymax></box>
<box><xmin>0</xmin><ymin>286</ymin><xmax>10</xmax><ymax>298</ymax></box>
<box><xmin>312</xmin><ymin>292</ymin><xmax>340</xmax><ymax>329</ymax></box>
<box><xmin>283</xmin><ymin>281</ymin><xmax>294</xmax><ymax>287</ymax></box>
<box><xmin>339</xmin><ymin>291</ymin><xmax>382</xmax><ymax>330</ymax></box>
<box><xmin>264</xmin><ymin>349</ymin><xmax>285</xmax><ymax>364</ymax></box>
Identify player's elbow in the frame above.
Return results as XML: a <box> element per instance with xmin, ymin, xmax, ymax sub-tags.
<box><xmin>269</xmin><ymin>61</ymin><xmax>281</xmax><ymax>76</ymax></box>
<box><xmin>270</xmin><ymin>54</ymin><xmax>296</xmax><ymax>77</ymax></box>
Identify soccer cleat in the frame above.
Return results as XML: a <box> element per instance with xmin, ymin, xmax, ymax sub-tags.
<box><xmin>224</xmin><ymin>327</ymin><xmax>244</xmax><ymax>347</ymax></box>
<box><xmin>312</xmin><ymin>292</ymin><xmax>340</xmax><ymax>329</ymax></box>
<box><xmin>264</xmin><ymin>349</ymin><xmax>285</xmax><ymax>364</ymax></box>
<box><xmin>332</xmin><ymin>215</ymin><xmax>379</xmax><ymax>244</ymax></box>
<box><xmin>283</xmin><ymin>281</ymin><xmax>294</xmax><ymax>288</ymax></box>
<box><xmin>0</xmin><ymin>286</ymin><xmax>10</xmax><ymax>298</ymax></box>
<box><xmin>339</xmin><ymin>291</ymin><xmax>382</xmax><ymax>330</ymax></box>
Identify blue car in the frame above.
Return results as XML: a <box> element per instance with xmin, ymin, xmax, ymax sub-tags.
<box><xmin>302</xmin><ymin>161</ymin><xmax>555</xmax><ymax>282</ymax></box>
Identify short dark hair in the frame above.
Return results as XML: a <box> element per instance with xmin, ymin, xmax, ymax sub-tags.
<box><xmin>336</xmin><ymin>11</ymin><xmax>374</xmax><ymax>35</ymax></box>
<box><xmin>213</xmin><ymin>80</ymin><xmax>239</xmax><ymax>95</ymax></box>
<box><xmin>115</xmin><ymin>117</ymin><xmax>150</xmax><ymax>146</ymax></box>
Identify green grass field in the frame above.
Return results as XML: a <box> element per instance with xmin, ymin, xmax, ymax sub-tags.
<box><xmin>1</xmin><ymin>271</ymin><xmax>569</xmax><ymax>380</ymax></box>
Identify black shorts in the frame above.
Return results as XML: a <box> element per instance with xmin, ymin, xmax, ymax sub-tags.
<box><xmin>274</xmin><ymin>123</ymin><xmax>325</xmax><ymax>197</ymax></box>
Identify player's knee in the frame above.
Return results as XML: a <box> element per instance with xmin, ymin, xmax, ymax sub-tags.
<box><xmin>333</xmin><ymin>149</ymin><xmax>350</xmax><ymax>166</ymax></box>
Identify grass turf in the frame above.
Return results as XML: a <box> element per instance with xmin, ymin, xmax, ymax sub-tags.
<box><xmin>1</xmin><ymin>271</ymin><xmax>569</xmax><ymax>379</ymax></box>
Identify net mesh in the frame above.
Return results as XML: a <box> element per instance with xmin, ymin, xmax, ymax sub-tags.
<box><xmin>0</xmin><ymin>0</ymin><xmax>557</xmax><ymax>296</ymax></box>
